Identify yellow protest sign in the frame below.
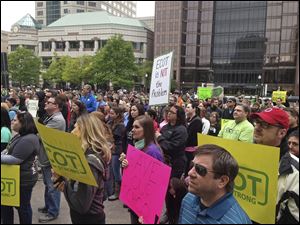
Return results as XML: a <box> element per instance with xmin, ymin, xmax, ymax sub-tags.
<box><xmin>1</xmin><ymin>165</ymin><xmax>20</xmax><ymax>207</ymax></box>
<box><xmin>272</xmin><ymin>91</ymin><xmax>287</xmax><ymax>103</ymax></box>
<box><xmin>35</xmin><ymin>121</ymin><xmax>98</xmax><ymax>187</ymax></box>
<box><xmin>198</xmin><ymin>134</ymin><xmax>279</xmax><ymax>224</ymax></box>
<box><xmin>221</xmin><ymin>119</ymin><xmax>234</xmax><ymax>130</ymax></box>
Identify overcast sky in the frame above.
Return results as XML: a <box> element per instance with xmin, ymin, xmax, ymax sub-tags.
<box><xmin>1</xmin><ymin>1</ymin><xmax>155</xmax><ymax>32</ymax></box>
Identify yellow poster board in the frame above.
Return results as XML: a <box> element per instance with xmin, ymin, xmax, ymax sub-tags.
<box><xmin>1</xmin><ymin>165</ymin><xmax>20</xmax><ymax>207</ymax></box>
<box><xmin>272</xmin><ymin>91</ymin><xmax>287</xmax><ymax>103</ymax></box>
<box><xmin>35</xmin><ymin>121</ymin><xmax>98</xmax><ymax>187</ymax></box>
<box><xmin>198</xmin><ymin>134</ymin><xmax>279</xmax><ymax>224</ymax></box>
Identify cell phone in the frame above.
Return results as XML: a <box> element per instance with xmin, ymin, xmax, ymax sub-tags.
<box><xmin>53</xmin><ymin>176</ymin><xmax>65</xmax><ymax>185</ymax></box>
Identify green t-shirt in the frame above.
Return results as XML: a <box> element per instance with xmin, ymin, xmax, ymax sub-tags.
<box><xmin>218</xmin><ymin>119</ymin><xmax>254</xmax><ymax>143</ymax></box>
<box><xmin>1</xmin><ymin>127</ymin><xmax>12</xmax><ymax>143</ymax></box>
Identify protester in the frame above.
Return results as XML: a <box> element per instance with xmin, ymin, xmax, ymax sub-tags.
<box><xmin>276</xmin><ymin>98</ymin><xmax>286</xmax><ymax>109</ymax></box>
<box><xmin>185</xmin><ymin>102</ymin><xmax>203</xmax><ymax>176</ymax></box>
<box><xmin>107</xmin><ymin>107</ymin><xmax>126</xmax><ymax>201</ymax></box>
<box><xmin>38</xmin><ymin>96</ymin><xmax>66</xmax><ymax>223</ymax></box>
<box><xmin>1</xmin><ymin>106</ymin><xmax>12</xmax><ymax>152</ymax></box>
<box><xmin>159</xmin><ymin>106</ymin><xmax>170</xmax><ymax>130</ymax></box>
<box><xmin>68</xmin><ymin>100</ymin><xmax>87</xmax><ymax>132</ymax></box>
<box><xmin>179</xmin><ymin>144</ymin><xmax>251</xmax><ymax>224</ymax></box>
<box><xmin>208</xmin><ymin>111</ymin><xmax>221</xmax><ymax>137</ymax></box>
<box><xmin>284</xmin><ymin>108</ymin><xmax>299</xmax><ymax>137</ymax></box>
<box><xmin>288</xmin><ymin>130</ymin><xmax>299</xmax><ymax>158</ymax></box>
<box><xmin>250</xmin><ymin>108</ymin><xmax>299</xmax><ymax>223</ymax></box>
<box><xmin>146</xmin><ymin>109</ymin><xmax>159</xmax><ymax>132</ymax></box>
<box><xmin>5</xmin><ymin>97</ymin><xmax>18</xmax><ymax>121</ymax></box>
<box><xmin>222</xmin><ymin>97</ymin><xmax>236</xmax><ymax>120</ymax></box>
<box><xmin>218</xmin><ymin>104</ymin><xmax>254</xmax><ymax>143</ymax></box>
<box><xmin>1</xmin><ymin>112</ymin><xmax>40</xmax><ymax>224</ymax></box>
<box><xmin>53</xmin><ymin>113</ymin><xmax>111</xmax><ymax>224</ymax></box>
<box><xmin>156</xmin><ymin>105</ymin><xmax>188</xmax><ymax>178</ymax></box>
<box><xmin>199</xmin><ymin>103</ymin><xmax>210</xmax><ymax>135</ymax></box>
<box><xmin>207</xmin><ymin>98</ymin><xmax>222</xmax><ymax>118</ymax></box>
<box><xmin>80</xmin><ymin>84</ymin><xmax>96</xmax><ymax>113</ymax></box>
<box><xmin>120</xmin><ymin>115</ymin><xmax>163</xmax><ymax>224</ymax></box>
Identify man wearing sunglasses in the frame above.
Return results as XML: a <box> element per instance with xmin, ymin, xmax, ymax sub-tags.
<box><xmin>179</xmin><ymin>144</ymin><xmax>251</xmax><ymax>224</ymax></box>
<box><xmin>251</xmin><ymin>108</ymin><xmax>299</xmax><ymax>224</ymax></box>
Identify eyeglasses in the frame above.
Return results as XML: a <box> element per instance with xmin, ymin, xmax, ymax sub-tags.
<box><xmin>288</xmin><ymin>141</ymin><xmax>299</xmax><ymax>147</ymax></box>
<box><xmin>253</xmin><ymin>119</ymin><xmax>283</xmax><ymax>129</ymax></box>
<box><xmin>190</xmin><ymin>162</ymin><xmax>222</xmax><ymax>177</ymax></box>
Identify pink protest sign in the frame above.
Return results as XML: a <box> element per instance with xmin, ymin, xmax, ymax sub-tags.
<box><xmin>120</xmin><ymin>145</ymin><xmax>171</xmax><ymax>224</ymax></box>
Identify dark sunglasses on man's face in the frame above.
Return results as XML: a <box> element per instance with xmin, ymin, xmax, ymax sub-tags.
<box><xmin>190</xmin><ymin>162</ymin><xmax>222</xmax><ymax>177</ymax></box>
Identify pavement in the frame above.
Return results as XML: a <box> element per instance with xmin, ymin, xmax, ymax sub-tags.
<box><xmin>10</xmin><ymin>179</ymin><xmax>131</xmax><ymax>224</ymax></box>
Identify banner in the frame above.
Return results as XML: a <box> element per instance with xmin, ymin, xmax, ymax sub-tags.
<box><xmin>1</xmin><ymin>165</ymin><xmax>20</xmax><ymax>207</ymax></box>
<box><xmin>120</xmin><ymin>145</ymin><xmax>171</xmax><ymax>224</ymax></box>
<box><xmin>221</xmin><ymin>119</ymin><xmax>234</xmax><ymax>130</ymax></box>
<box><xmin>35</xmin><ymin>121</ymin><xmax>98</xmax><ymax>187</ymax></box>
<box><xmin>197</xmin><ymin>134</ymin><xmax>279</xmax><ymax>224</ymax></box>
<box><xmin>149</xmin><ymin>52</ymin><xmax>173</xmax><ymax>106</ymax></box>
<box><xmin>27</xmin><ymin>100</ymin><xmax>39</xmax><ymax>118</ymax></box>
<box><xmin>197</xmin><ymin>87</ymin><xmax>212</xmax><ymax>100</ymax></box>
<box><xmin>272</xmin><ymin>91</ymin><xmax>287</xmax><ymax>103</ymax></box>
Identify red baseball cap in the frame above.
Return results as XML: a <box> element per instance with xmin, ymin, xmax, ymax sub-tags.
<box><xmin>251</xmin><ymin>107</ymin><xmax>289</xmax><ymax>130</ymax></box>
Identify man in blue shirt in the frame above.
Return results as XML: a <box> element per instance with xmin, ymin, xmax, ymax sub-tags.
<box><xmin>179</xmin><ymin>144</ymin><xmax>251</xmax><ymax>224</ymax></box>
<box><xmin>80</xmin><ymin>84</ymin><xmax>96</xmax><ymax>113</ymax></box>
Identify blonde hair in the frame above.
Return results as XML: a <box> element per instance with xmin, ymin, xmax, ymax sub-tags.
<box><xmin>76</xmin><ymin>113</ymin><xmax>111</xmax><ymax>163</ymax></box>
<box><xmin>1</xmin><ymin>102</ymin><xmax>9</xmax><ymax>111</ymax></box>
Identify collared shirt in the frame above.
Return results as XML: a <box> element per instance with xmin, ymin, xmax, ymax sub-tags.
<box><xmin>179</xmin><ymin>192</ymin><xmax>252</xmax><ymax>224</ymax></box>
<box><xmin>218</xmin><ymin>119</ymin><xmax>254</xmax><ymax>143</ymax></box>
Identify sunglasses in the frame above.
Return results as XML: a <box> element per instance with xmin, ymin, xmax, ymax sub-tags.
<box><xmin>190</xmin><ymin>162</ymin><xmax>222</xmax><ymax>177</ymax></box>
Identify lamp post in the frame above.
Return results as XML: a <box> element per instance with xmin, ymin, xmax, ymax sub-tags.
<box><xmin>144</xmin><ymin>73</ymin><xmax>148</xmax><ymax>93</ymax></box>
<box><xmin>258</xmin><ymin>75</ymin><xmax>262</xmax><ymax>96</ymax></box>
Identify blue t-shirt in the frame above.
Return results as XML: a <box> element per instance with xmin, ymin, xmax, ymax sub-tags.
<box><xmin>179</xmin><ymin>192</ymin><xmax>252</xmax><ymax>224</ymax></box>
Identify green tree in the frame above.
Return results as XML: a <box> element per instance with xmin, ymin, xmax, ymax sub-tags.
<box><xmin>91</xmin><ymin>35</ymin><xmax>137</xmax><ymax>89</ymax></box>
<box><xmin>43</xmin><ymin>54</ymin><xmax>69</xmax><ymax>85</ymax></box>
<box><xmin>8</xmin><ymin>46</ymin><xmax>41</xmax><ymax>86</ymax></box>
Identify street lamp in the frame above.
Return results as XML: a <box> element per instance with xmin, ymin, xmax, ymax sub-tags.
<box><xmin>258</xmin><ymin>75</ymin><xmax>262</xmax><ymax>96</ymax></box>
<box><xmin>144</xmin><ymin>74</ymin><xmax>148</xmax><ymax>93</ymax></box>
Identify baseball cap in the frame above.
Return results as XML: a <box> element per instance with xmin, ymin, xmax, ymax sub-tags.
<box><xmin>250</xmin><ymin>108</ymin><xmax>289</xmax><ymax>129</ymax></box>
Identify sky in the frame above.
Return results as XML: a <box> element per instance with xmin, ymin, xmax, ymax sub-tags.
<box><xmin>1</xmin><ymin>1</ymin><xmax>155</xmax><ymax>32</ymax></box>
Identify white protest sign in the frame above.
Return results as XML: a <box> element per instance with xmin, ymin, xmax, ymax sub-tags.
<box><xmin>27</xmin><ymin>100</ymin><xmax>39</xmax><ymax>117</ymax></box>
<box><xmin>149</xmin><ymin>52</ymin><xmax>173</xmax><ymax>106</ymax></box>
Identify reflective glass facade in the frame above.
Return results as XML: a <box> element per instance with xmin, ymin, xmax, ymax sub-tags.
<box><xmin>46</xmin><ymin>1</ymin><xmax>61</xmax><ymax>25</ymax></box>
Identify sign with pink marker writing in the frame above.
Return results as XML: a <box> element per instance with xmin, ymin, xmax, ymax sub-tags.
<box><xmin>120</xmin><ymin>145</ymin><xmax>171</xmax><ymax>224</ymax></box>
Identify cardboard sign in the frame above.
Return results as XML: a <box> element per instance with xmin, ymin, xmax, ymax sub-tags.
<box><xmin>149</xmin><ymin>52</ymin><xmax>173</xmax><ymax>106</ymax></box>
<box><xmin>120</xmin><ymin>145</ymin><xmax>171</xmax><ymax>224</ymax></box>
<box><xmin>1</xmin><ymin>165</ymin><xmax>20</xmax><ymax>207</ymax></box>
<box><xmin>35</xmin><ymin>121</ymin><xmax>98</xmax><ymax>187</ymax></box>
<box><xmin>272</xmin><ymin>91</ymin><xmax>287</xmax><ymax>103</ymax></box>
<box><xmin>197</xmin><ymin>134</ymin><xmax>279</xmax><ymax>224</ymax></box>
<box><xmin>197</xmin><ymin>87</ymin><xmax>212</xmax><ymax>100</ymax></box>
<box><xmin>27</xmin><ymin>100</ymin><xmax>39</xmax><ymax>118</ymax></box>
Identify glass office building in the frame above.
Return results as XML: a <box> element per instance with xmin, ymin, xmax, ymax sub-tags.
<box><xmin>154</xmin><ymin>1</ymin><xmax>299</xmax><ymax>95</ymax></box>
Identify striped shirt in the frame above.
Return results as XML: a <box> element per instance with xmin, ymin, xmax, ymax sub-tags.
<box><xmin>179</xmin><ymin>193</ymin><xmax>252</xmax><ymax>224</ymax></box>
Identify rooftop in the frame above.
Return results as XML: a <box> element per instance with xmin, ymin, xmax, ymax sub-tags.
<box><xmin>47</xmin><ymin>11</ymin><xmax>150</xmax><ymax>29</ymax></box>
<box><xmin>13</xmin><ymin>14</ymin><xmax>43</xmax><ymax>30</ymax></box>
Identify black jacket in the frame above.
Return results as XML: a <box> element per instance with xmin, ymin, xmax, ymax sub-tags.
<box><xmin>186</xmin><ymin>116</ymin><xmax>203</xmax><ymax>147</ymax></box>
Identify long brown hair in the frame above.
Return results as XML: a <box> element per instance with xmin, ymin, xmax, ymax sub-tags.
<box><xmin>110</xmin><ymin>107</ymin><xmax>124</xmax><ymax>131</ymax></box>
<box><xmin>134</xmin><ymin>115</ymin><xmax>156</xmax><ymax>149</ymax></box>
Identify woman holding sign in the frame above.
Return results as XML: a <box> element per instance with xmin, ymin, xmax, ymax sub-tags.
<box><xmin>1</xmin><ymin>111</ymin><xmax>40</xmax><ymax>224</ymax></box>
<box><xmin>120</xmin><ymin>115</ymin><xmax>163</xmax><ymax>224</ymax></box>
<box><xmin>53</xmin><ymin>113</ymin><xmax>111</xmax><ymax>224</ymax></box>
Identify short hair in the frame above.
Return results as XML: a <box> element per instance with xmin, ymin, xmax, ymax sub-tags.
<box><xmin>288</xmin><ymin>130</ymin><xmax>299</xmax><ymax>140</ymax></box>
<box><xmin>6</xmin><ymin>97</ymin><xmax>17</xmax><ymax>106</ymax></box>
<box><xmin>146</xmin><ymin>109</ymin><xmax>157</xmax><ymax>120</ymax></box>
<box><xmin>236</xmin><ymin>103</ymin><xmax>251</xmax><ymax>114</ymax></box>
<box><xmin>195</xmin><ymin>144</ymin><xmax>239</xmax><ymax>193</ymax></box>
<box><xmin>54</xmin><ymin>96</ymin><xmax>65</xmax><ymax>111</ymax></box>
<box><xmin>16</xmin><ymin>112</ymin><xmax>38</xmax><ymax>136</ymax></box>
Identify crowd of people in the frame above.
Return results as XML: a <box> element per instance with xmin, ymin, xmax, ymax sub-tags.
<box><xmin>1</xmin><ymin>84</ymin><xmax>299</xmax><ymax>224</ymax></box>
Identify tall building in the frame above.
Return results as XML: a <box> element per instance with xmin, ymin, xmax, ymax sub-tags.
<box><xmin>154</xmin><ymin>1</ymin><xmax>299</xmax><ymax>95</ymax></box>
<box><xmin>36</xmin><ymin>1</ymin><xmax>137</xmax><ymax>26</ymax></box>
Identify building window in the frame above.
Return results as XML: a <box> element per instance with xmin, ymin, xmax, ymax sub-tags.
<box><xmin>37</xmin><ymin>2</ymin><xmax>43</xmax><ymax>7</ymax></box>
<box><xmin>76</xmin><ymin>1</ymin><xmax>84</xmax><ymax>5</ymax></box>
<box><xmin>42</xmin><ymin>42</ymin><xmax>51</xmax><ymax>51</ymax></box>
<box><xmin>64</xmin><ymin>1</ymin><xmax>68</xmax><ymax>4</ymax></box>
<box><xmin>88</xmin><ymin>2</ymin><xmax>96</xmax><ymax>7</ymax></box>
<box><xmin>64</xmin><ymin>9</ymin><xmax>68</xmax><ymax>14</ymax></box>
<box><xmin>37</xmin><ymin>11</ymin><xmax>43</xmax><ymax>16</ymax></box>
<box><xmin>77</xmin><ymin>9</ymin><xmax>84</xmax><ymax>13</ymax></box>
<box><xmin>69</xmin><ymin>41</ymin><xmax>80</xmax><ymax>51</ymax></box>
<box><xmin>37</xmin><ymin>20</ymin><xmax>44</xmax><ymax>24</ymax></box>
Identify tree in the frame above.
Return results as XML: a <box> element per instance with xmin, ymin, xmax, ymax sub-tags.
<box><xmin>137</xmin><ymin>60</ymin><xmax>153</xmax><ymax>91</ymax></box>
<box><xmin>43</xmin><ymin>54</ymin><xmax>69</xmax><ymax>86</ymax></box>
<box><xmin>91</xmin><ymin>35</ymin><xmax>137</xmax><ymax>89</ymax></box>
<box><xmin>8</xmin><ymin>46</ymin><xmax>41</xmax><ymax>87</ymax></box>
